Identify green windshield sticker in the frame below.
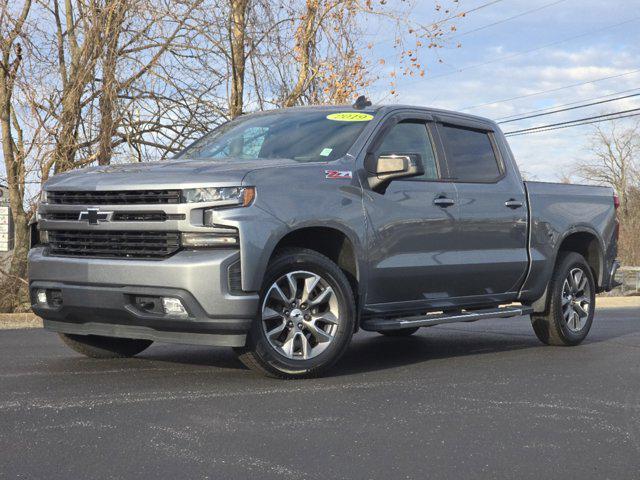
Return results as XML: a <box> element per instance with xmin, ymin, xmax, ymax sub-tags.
<box><xmin>320</xmin><ymin>148</ymin><xmax>333</xmax><ymax>157</ymax></box>
<box><xmin>327</xmin><ymin>112</ymin><xmax>374</xmax><ymax>122</ymax></box>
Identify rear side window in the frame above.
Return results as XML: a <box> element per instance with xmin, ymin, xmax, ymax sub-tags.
<box><xmin>439</xmin><ymin>125</ymin><xmax>502</xmax><ymax>182</ymax></box>
<box><xmin>376</xmin><ymin>121</ymin><xmax>438</xmax><ymax>181</ymax></box>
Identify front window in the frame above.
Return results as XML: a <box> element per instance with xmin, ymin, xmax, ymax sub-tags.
<box><xmin>178</xmin><ymin>111</ymin><xmax>374</xmax><ymax>163</ymax></box>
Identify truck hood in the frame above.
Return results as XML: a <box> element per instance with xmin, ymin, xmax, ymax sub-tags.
<box><xmin>44</xmin><ymin>158</ymin><xmax>299</xmax><ymax>190</ymax></box>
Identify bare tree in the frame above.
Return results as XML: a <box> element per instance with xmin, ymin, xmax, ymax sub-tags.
<box><xmin>0</xmin><ymin>0</ymin><xmax>464</xmax><ymax>312</ymax></box>
<box><xmin>49</xmin><ymin>0</ymin><xmax>105</xmax><ymax>173</ymax></box>
<box><xmin>0</xmin><ymin>0</ymin><xmax>32</xmax><ymax>287</ymax></box>
<box><xmin>249</xmin><ymin>0</ymin><xmax>461</xmax><ymax>108</ymax></box>
<box><xmin>228</xmin><ymin>0</ymin><xmax>249</xmax><ymax>118</ymax></box>
<box><xmin>579</xmin><ymin>121</ymin><xmax>639</xmax><ymax>218</ymax></box>
<box><xmin>96</xmin><ymin>0</ymin><xmax>128</xmax><ymax>165</ymax></box>
<box><xmin>574</xmin><ymin>120</ymin><xmax>640</xmax><ymax>265</ymax></box>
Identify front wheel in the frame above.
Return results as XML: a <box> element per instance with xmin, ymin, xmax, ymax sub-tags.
<box><xmin>235</xmin><ymin>248</ymin><xmax>355</xmax><ymax>379</ymax></box>
<box><xmin>531</xmin><ymin>252</ymin><xmax>596</xmax><ymax>346</ymax></box>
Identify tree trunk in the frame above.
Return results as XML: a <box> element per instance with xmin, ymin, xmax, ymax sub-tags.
<box><xmin>97</xmin><ymin>1</ymin><xmax>126</xmax><ymax>166</ymax></box>
<box><xmin>282</xmin><ymin>0</ymin><xmax>318</xmax><ymax>107</ymax></box>
<box><xmin>0</xmin><ymin>58</ymin><xmax>29</xmax><ymax>280</ymax></box>
<box><xmin>229</xmin><ymin>0</ymin><xmax>249</xmax><ymax>118</ymax></box>
<box><xmin>53</xmin><ymin>89</ymin><xmax>83</xmax><ymax>173</ymax></box>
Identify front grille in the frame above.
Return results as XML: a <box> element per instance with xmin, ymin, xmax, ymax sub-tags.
<box><xmin>47</xmin><ymin>190</ymin><xmax>181</xmax><ymax>205</ymax></box>
<box><xmin>48</xmin><ymin>230</ymin><xmax>180</xmax><ymax>258</ymax></box>
<box><xmin>44</xmin><ymin>212</ymin><xmax>79</xmax><ymax>221</ymax></box>
<box><xmin>43</xmin><ymin>211</ymin><xmax>185</xmax><ymax>222</ymax></box>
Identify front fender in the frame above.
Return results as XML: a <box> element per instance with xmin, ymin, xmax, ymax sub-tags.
<box><xmin>241</xmin><ymin>161</ymin><xmax>367</xmax><ymax>294</ymax></box>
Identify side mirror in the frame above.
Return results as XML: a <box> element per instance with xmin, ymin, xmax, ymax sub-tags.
<box><xmin>366</xmin><ymin>153</ymin><xmax>424</xmax><ymax>190</ymax></box>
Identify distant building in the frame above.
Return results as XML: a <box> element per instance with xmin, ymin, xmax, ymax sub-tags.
<box><xmin>0</xmin><ymin>185</ymin><xmax>13</xmax><ymax>252</ymax></box>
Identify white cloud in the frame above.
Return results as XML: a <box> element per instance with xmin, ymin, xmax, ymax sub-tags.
<box><xmin>371</xmin><ymin>40</ymin><xmax>640</xmax><ymax>181</ymax></box>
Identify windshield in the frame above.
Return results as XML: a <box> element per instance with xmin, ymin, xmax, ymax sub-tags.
<box><xmin>178</xmin><ymin>111</ymin><xmax>374</xmax><ymax>162</ymax></box>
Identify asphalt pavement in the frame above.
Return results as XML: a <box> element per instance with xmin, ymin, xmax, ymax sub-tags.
<box><xmin>1</xmin><ymin>308</ymin><xmax>639</xmax><ymax>479</ymax></box>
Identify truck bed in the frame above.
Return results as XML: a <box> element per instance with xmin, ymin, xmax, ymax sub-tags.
<box><xmin>520</xmin><ymin>180</ymin><xmax>617</xmax><ymax>301</ymax></box>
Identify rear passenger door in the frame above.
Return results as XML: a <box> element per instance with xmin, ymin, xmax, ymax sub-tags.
<box><xmin>435</xmin><ymin>119</ymin><xmax>528</xmax><ymax>301</ymax></box>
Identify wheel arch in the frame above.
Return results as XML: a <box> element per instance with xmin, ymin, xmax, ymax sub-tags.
<box><xmin>530</xmin><ymin>227</ymin><xmax>604</xmax><ymax>313</ymax></box>
<box><xmin>556</xmin><ymin>228</ymin><xmax>604</xmax><ymax>289</ymax></box>
<box><xmin>267</xmin><ymin>226</ymin><xmax>362</xmax><ymax>304</ymax></box>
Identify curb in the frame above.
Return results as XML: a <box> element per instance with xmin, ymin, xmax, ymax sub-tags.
<box><xmin>595</xmin><ymin>296</ymin><xmax>640</xmax><ymax>308</ymax></box>
<box><xmin>0</xmin><ymin>314</ymin><xmax>43</xmax><ymax>330</ymax></box>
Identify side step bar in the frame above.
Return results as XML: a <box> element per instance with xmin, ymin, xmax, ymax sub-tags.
<box><xmin>361</xmin><ymin>305</ymin><xmax>533</xmax><ymax>332</ymax></box>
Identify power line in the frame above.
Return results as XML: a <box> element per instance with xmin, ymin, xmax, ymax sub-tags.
<box><xmin>503</xmin><ymin>107</ymin><xmax>640</xmax><ymax>135</ymax></box>
<box><xmin>450</xmin><ymin>0</ymin><xmax>568</xmax><ymax>39</ymax></box>
<box><xmin>497</xmin><ymin>92</ymin><xmax>640</xmax><ymax>124</ymax></box>
<box><xmin>463</xmin><ymin>0</ymin><xmax>505</xmax><ymax>15</ymax></box>
<box><xmin>423</xmin><ymin>17</ymin><xmax>639</xmax><ymax>82</ymax></box>
<box><xmin>436</xmin><ymin>0</ymin><xmax>505</xmax><ymax>24</ymax></box>
<box><xmin>378</xmin><ymin>17</ymin><xmax>640</xmax><ymax>95</ymax></box>
<box><xmin>460</xmin><ymin>68</ymin><xmax>640</xmax><ymax>110</ymax></box>
<box><xmin>495</xmin><ymin>87</ymin><xmax>640</xmax><ymax>121</ymax></box>
<box><xmin>504</xmin><ymin>111</ymin><xmax>640</xmax><ymax>136</ymax></box>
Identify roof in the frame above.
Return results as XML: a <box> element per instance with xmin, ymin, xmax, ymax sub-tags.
<box><xmin>241</xmin><ymin>103</ymin><xmax>496</xmax><ymax>126</ymax></box>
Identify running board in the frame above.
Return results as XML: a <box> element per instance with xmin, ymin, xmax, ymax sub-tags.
<box><xmin>361</xmin><ymin>305</ymin><xmax>533</xmax><ymax>332</ymax></box>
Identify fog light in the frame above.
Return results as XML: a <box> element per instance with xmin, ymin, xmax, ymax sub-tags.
<box><xmin>181</xmin><ymin>231</ymin><xmax>238</xmax><ymax>247</ymax></box>
<box><xmin>162</xmin><ymin>297</ymin><xmax>188</xmax><ymax>316</ymax></box>
<box><xmin>36</xmin><ymin>289</ymin><xmax>48</xmax><ymax>305</ymax></box>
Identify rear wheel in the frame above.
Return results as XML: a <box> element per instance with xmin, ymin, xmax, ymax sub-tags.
<box><xmin>531</xmin><ymin>252</ymin><xmax>595</xmax><ymax>346</ymax></box>
<box><xmin>235</xmin><ymin>248</ymin><xmax>355</xmax><ymax>379</ymax></box>
<box><xmin>59</xmin><ymin>333</ymin><xmax>153</xmax><ymax>358</ymax></box>
<box><xmin>377</xmin><ymin>327</ymin><xmax>419</xmax><ymax>337</ymax></box>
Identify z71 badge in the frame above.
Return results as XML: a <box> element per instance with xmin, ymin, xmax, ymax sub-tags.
<box><xmin>325</xmin><ymin>170</ymin><xmax>353</xmax><ymax>179</ymax></box>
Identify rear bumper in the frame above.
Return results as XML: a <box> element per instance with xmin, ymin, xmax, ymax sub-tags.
<box><xmin>28</xmin><ymin>247</ymin><xmax>259</xmax><ymax>347</ymax></box>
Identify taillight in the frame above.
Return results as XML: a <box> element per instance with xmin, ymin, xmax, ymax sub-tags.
<box><xmin>613</xmin><ymin>194</ymin><xmax>620</xmax><ymax>210</ymax></box>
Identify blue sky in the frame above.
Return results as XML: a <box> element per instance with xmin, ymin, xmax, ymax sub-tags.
<box><xmin>367</xmin><ymin>0</ymin><xmax>640</xmax><ymax>180</ymax></box>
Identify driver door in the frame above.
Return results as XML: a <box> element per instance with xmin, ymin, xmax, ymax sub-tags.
<box><xmin>362</xmin><ymin>113</ymin><xmax>460</xmax><ymax>315</ymax></box>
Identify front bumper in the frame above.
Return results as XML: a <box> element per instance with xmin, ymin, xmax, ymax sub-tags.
<box><xmin>28</xmin><ymin>247</ymin><xmax>259</xmax><ymax>347</ymax></box>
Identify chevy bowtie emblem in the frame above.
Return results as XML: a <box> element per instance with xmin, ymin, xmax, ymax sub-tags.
<box><xmin>78</xmin><ymin>208</ymin><xmax>111</xmax><ymax>225</ymax></box>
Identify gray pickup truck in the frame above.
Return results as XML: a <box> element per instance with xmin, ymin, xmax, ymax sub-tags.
<box><xmin>29</xmin><ymin>103</ymin><xmax>620</xmax><ymax>378</ymax></box>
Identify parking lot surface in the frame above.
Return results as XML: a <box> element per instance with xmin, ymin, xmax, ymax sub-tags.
<box><xmin>1</xmin><ymin>308</ymin><xmax>639</xmax><ymax>479</ymax></box>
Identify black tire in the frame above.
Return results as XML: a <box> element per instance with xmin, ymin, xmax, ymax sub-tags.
<box><xmin>377</xmin><ymin>327</ymin><xmax>419</xmax><ymax>337</ymax></box>
<box><xmin>235</xmin><ymin>248</ymin><xmax>355</xmax><ymax>379</ymax></box>
<box><xmin>59</xmin><ymin>333</ymin><xmax>153</xmax><ymax>359</ymax></box>
<box><xmin>530</xmin><ymin>252</ymin><xmax>596</xmax><ymax>346</ymax></box>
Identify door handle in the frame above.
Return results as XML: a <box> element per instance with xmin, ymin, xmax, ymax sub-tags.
<box><xmin>434</xmin><ymin>197</ymin><xmax>455</xmax><ymax>207</ymax></box>
<box><xmin>505</xmin><ymin>199</ymin><xmax>523</xmax><ymax>209</ymax></box>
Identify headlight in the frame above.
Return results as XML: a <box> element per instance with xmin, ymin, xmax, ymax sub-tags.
<box><xmin>40</xmin><ymin>189</ymin><xmax>48</xmax><ymax>204</ymax></box>
<box><xmin>182</xmin><ymin>187</ymin><xmax>255</xmax><ymax>207</ymax></box>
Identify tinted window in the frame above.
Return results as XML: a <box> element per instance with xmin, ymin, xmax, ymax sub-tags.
<box><xmin>376</xmin><ymin>121</ymin><xmax>438</xmax><ymax>180</ymax></box>
<box><xmin>179</xmin><ymin>111</ymin><xmax>373</xmax><ymax>163</ymax></box>
<box><xmin>440</xmin><ymin>125</ymin><xmax>501</xmax><ymax>182</ymax></box>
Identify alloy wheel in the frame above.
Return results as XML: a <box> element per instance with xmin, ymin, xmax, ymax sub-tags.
<box><xmin>261</xmin><ymin>270</ymin><xmax>340</xmax><ymax>360</ymax></box>
<box><xmin>561</xmin><ymin>267</ymin><xmax>592</xmax><ymax>332</ymax></box>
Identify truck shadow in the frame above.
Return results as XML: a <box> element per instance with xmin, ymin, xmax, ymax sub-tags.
<box><xmin>330</xmin><ymin>330</ymin><xmax>540</xmax><ymax>377</ymax></box>
<box><xmin>137</xmin><ymin>311</ymin><xmax>637</xmax><ymax>377</ymax></box>
<box><xmin>139</xmin><ymin>328</ymin><xmax>547</xmax><ymax>376</ymax></box>
<box><xmin>324</xmin><ymin>310</ymin><xmax>639</xmax><ymax>377</ymax></box>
